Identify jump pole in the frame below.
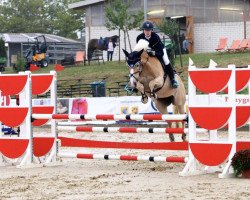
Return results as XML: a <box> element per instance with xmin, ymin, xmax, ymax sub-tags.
<box><xmin>57</xmin><ymin>126</ymin><xmax>207</xmax><ymax>134</ymax></box>
<box><xmin>58</xmin><ymin>152</ymin><xmax>188</xmax><ymax>163</ymax></box>
<box><xmin>32</xmin><ymin>113</ymin><xmax>188</xmax><ymax>121</ymax></box>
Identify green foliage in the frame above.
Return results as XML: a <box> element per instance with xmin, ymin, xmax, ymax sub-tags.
<box><xmin>157</xmin><ymin>18</ymin><xmax>179</xmax><ymax>66</ymax></box>
<box><xmin>0</xmin><ymin>38</ymin><xmax>6</xmax><ymax>58</ymax></box>
<box><xmin>105</xmin><ymin>0</ymin><xmax>144</xmax><ymax>53</ymax></box>
<box><xmin>157</xmin><ymin>18</ymin><xmax>179</xmax><ymax>40</ymax></box>
<box><xmin>0</xmin><ymin>0</ymin><xmax>83</xmax><ymax>39</ymax></box>
<box><xmin>105</xmin><ymin>0</ymin><xmax>143</xmax><ymax>31</ymax></box>
<box><xmin>14</xmin><ymin>54</ymin><xmax>26</xmax><ymax>72</ymax></box>
<box><xmin>231</xmin><ymin>149</ymin><xmax>250</xmax><ymax>177</ymax></box>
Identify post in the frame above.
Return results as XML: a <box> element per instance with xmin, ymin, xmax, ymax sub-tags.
<box><xmin>144</xmin><ymin>0</ymin><xmax>147</xmax><ymax>21</ymax></box>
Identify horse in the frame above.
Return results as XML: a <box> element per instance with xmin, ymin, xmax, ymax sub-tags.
<box><xmin>122</xmin><ymin>39</ymin><xmax>187</xmax><ymax>142</ymax></box>
<box><xmin>87</xmin><ymin>35</ymin><xmax>119</xmax><ymax>61</ymax></box>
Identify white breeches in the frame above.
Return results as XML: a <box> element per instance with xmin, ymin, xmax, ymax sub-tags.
<box><xmin>163</xmin><ymin>48</ymin><xmax>170</xmax><ymax>65</ymax></box>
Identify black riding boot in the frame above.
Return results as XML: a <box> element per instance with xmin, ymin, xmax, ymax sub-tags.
<box><xmin>165</xmin><ymin>63</ymin><xmax>179</xmax><ymax>88</ymax></box>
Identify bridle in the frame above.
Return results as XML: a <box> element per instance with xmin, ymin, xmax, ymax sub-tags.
<box><xmin>128</xmin><ymin>61</ymin><xmax>142</xmax><ymax>82</ymax></box>
<box><xmin>127</xmin><ymin>52</ymin><xmax>149</xmax><ymax>81</ymax></box>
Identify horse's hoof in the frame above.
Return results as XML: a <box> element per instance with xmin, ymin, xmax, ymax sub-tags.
<box><xmin>169</xmin><ymin>134</ymin><xmax>175</xmax><ymax>142</ymax></box>
<box><xmin>141</xmin><ymin>96</ymin><xmax>148</xmax><ymax>104</ymax></box>
<box><xmin>150</xmin><ymin>92</ymin><xmax>157</xmax><ymax>99</ymax></box>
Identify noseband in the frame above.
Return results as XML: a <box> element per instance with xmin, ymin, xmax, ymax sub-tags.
<box><xmin>128</xmin><ymin>53</ymin><xmax>149</xmax><ymax>81</ymax></box>
<box><xmin>128</xmin><ymin>61</ymin><xmax>142</xmax><ymax>82</ymax></box>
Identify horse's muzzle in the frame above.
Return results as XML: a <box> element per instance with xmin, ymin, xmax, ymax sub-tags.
<box><xmin>129</xmin><ymin>76</ymin><xmax>137</xmax><ymax>88</ymax></box>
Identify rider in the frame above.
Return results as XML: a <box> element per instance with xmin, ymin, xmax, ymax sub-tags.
<box><xmin>136</xmin><ymin>21</ymin><xmax>178</xmax><ymax>88</ymax></box>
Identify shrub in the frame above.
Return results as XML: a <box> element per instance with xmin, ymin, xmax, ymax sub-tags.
<box><xmin>14</xmin><ymin>54</ymin><xmax>26</xmax><ymax>72</ymax></box>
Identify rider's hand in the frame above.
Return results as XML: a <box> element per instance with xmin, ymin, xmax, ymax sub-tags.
<box><xmin>147</xmin><ymin>50</ymin><xmax>155</xmax><ymax>56</ymax></box>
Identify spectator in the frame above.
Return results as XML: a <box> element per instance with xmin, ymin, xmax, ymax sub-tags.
<box><xmin>182</xmin><ymin>37</ymin><xmax>190</xmax><ymax>54</ymax></box>
<box><xmin>107</xmin><ymin>38</ymin><xmax>114</xmax><ymax>61</ymax></box>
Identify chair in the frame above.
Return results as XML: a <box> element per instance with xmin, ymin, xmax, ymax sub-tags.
<box><xmin>215</xmin><ymin>38</ymin><xmax>228</xmax><ymax>52</ymax></box>
<box><xmin>238</xmin><ymin>39</ymin><xmax>249</xmax><ymax>51</ymax></box>
<box><xmin>227</xmin><ymin>40</ymin><xmax>241</xmax><ymax>52</ymax></box>
<box><xmin>247</xmin><ymin>39</ymin><xmax>250</xmax><ymax>49</ymax></box>
<box><xmin>75</xmin><ymin>51</ymin><xmax>85</xmax><ymax>64</ymax></box>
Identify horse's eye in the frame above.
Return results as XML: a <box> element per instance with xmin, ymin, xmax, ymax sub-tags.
<box><xmin>134</xmin><ymin>61</ymin><xmax>141</xmax><ymax>67</ymax></box>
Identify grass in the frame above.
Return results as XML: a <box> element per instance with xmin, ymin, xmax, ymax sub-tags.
<box><xmin>4</xmin><ymin>51</ymin><xmax>250</xmax><ymax>91</ymax></box>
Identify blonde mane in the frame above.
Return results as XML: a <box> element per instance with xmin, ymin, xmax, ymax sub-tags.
<box><xmin>133</xmin><ymin>39</ymin><xmax>149</xmax><ymax>51</ymax></box>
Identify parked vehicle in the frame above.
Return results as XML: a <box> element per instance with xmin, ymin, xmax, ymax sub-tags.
<box><xmin>25</xmin><ymin>35</ymin><xmax>49</xmax><ymax>70</ymax></box>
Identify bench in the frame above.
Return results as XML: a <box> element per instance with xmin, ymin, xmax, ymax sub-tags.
<box><xmin>85</xmin><ymin>50</ymin><xmax>105</xmax><ymax>65</ymax></box>
<box><xmin>107</xmin><ymin>80</ymin><xmax>131</xmax><ymax>96</ymax></box>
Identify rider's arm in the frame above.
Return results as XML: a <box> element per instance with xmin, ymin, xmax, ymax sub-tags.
<box><xmin>151</xmin><ymin>33</ymin><xmax>164</xmax><ymax>58</ymax></box>
<box><xmin>136</xmin><ymin>33</ymin><xmax>144</xmax><ymax>43</ymax></box>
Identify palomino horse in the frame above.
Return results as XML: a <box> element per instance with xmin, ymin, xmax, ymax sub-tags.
<box><xmin>123</xmin><ymin>39</ymin><xmax>186</xmax><ymax>141</ymax></box>
<box><xmin>87</xmin><ymin>35</ymin><xmax>119</xmax><ymax>61</ymax></box>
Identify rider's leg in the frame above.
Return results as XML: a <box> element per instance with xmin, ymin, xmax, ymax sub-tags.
<box><xmin>162</xmin><ymin>49</ymin><xmax>178</xmax><ymax>88</ymax></box>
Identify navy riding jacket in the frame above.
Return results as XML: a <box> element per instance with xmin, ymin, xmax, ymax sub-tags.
<box><xmin>136</xmin><ymin>32</ymin><xmax>165</xmax><ymax>59</ymax></box>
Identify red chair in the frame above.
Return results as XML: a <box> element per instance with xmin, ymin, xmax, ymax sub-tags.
<box><xmin>215</xmin><ymin>38</ymin><xmax>228</xmax><ymax>52</ymax></box>
<box><xmin>247</xmin><ymin>38</ymin><xmax>250</xmax><ymax>49</ymax></box>
<box><xmin>75</xmin><ymin>51</ymin><xmax>85</xmax><ymax>64</ymax></box>
<box><xmin>227</xmin><ymin>40</ymin><xmax>241</xmax><ymax>52</ymax></box>
<box><xmin>239</xmin><ymin>39</ymin><xmax>249</xmax><ymax>51</ymax></box>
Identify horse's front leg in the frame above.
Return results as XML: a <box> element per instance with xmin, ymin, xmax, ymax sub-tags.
<box><xmin>148</xmin><ymin>77</ymin><xmax>164</xmax><ymax>99</ymax></box>
<box><xmin>136</xmin><ymin>82</ymin><xmax>148</xmax><ymax>104</ymax></box>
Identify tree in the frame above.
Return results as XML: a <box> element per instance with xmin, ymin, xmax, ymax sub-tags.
<box><xmin>0</xmin><ymin>38</ymin><xmax>6</xmax><ymax>58</ymax></box>
<box><xmin>46</xmin><ymin>0</ymin><xmax>84</xmax><ymax>39</ymax></box>
<box><xmin>0</xmin><ymin>0</ymin><xmax>83</xmax><ymax>39</ymax></box>
<box><xmin>157</xmin><ymin>18</ymin><xmax>183</xmax><ymax>68</ymax></box>
<box><xmin>105</xmin><ymin>0</ymin><xmax>144</xmax><ymax>61</ymax></box>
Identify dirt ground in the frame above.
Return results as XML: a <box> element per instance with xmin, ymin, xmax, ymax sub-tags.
<box><xmin>0</xmin><ymin>127</ymin><xmax>249</xmax><ymax>200</ymax></box>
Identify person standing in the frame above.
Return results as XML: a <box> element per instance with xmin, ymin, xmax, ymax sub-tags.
<box><xmin>182</xmin><ymin>37</ymin><xmax>190</xmax><ymax>54</ymax></box>
<box><xmin>107</xmin><ymin>38</ymin><xmax>114</xmax><ymax>61</ymax></box>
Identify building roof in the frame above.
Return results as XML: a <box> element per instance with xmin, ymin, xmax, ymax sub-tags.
<box><xmin>0</xmin><ymin>33</ymin><xmax>81</xmax><ymax>44</ymax></box>
<box><xmin>69</xmin><ymin>0</ymin><xmax>105</xmax><ymax>9</ymax></box>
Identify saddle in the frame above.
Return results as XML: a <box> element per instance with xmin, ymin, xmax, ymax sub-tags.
<box><xmin>98</xmin><ymin>37</ymin><xmax>109</xmax><ymax>50</ymax></box>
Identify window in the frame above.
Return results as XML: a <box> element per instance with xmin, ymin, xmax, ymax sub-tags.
<box><xmin>91</xmin><ymin>4</ymin><xmax>105</xmax><ymax>26</ymax></box>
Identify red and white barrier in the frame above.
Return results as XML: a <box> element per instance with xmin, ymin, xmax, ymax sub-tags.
<box><xmin>32</xmin><ymin>113</ymin><xmax>187</xmax><ymax>121</ymax></box>
<box><xmin>58</xmin><ymin>126</ymin><xmax>207</xmax><ymax>134</ymax></box>
<box><xmin>0</xmin><ymin>70</ymin><xmax>190</xmax><ymax>167</ymax></box>
<box><xmin>58</xmin><ymin>152</ymin><xmax>188</xmax><ymax>163</ymax></box>
<box><xmin>0</xmin><ymin>61</ymin><xmax>248</xmax><ymax>179</ymax></box>
<box><xmin>0</xmin><ymin>71</ymin><xmax>57</xmax><ymax>166</ymax></box>
<box><xmin>179</xmin><ymin>60</ymin><xmax>250</xmax><ymax>178</ymax></box>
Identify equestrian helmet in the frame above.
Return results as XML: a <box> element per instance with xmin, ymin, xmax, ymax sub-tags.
<box><xmin>142</xmin><ymin>21</ymin><xmax>154</xmax><ymax>31</ymax></box>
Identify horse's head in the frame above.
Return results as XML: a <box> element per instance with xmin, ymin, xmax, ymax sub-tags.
<box><xmin>123</xmin><ymin>39</ymin><xmax>149</xmax><ymax>88</ymax></box>
<box><xmin>111</xmin><ymin>35</ymin><xmax>119</xmax><ymax>48</ymax></box>
<box><xmin>123</xmin><ymin>48</ymin><xmax>144</xmax><ymax>88</ymax></box>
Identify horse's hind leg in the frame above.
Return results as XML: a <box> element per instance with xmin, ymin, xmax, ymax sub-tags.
<box><xmin>176</xmin><ymin>104</ymin><xmax>187</xmax><ymax>142</ymax></box>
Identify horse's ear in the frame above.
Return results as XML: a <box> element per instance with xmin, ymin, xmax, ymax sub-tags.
<box><xmin>122</xmin><ymin>49</ymin><xmax>129</xmax><ymax>58</ymax></box>
<box><xmin>138</xmin><ymin>49</ymin><xmax>144</xmax><ymax>56</ymax></box>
